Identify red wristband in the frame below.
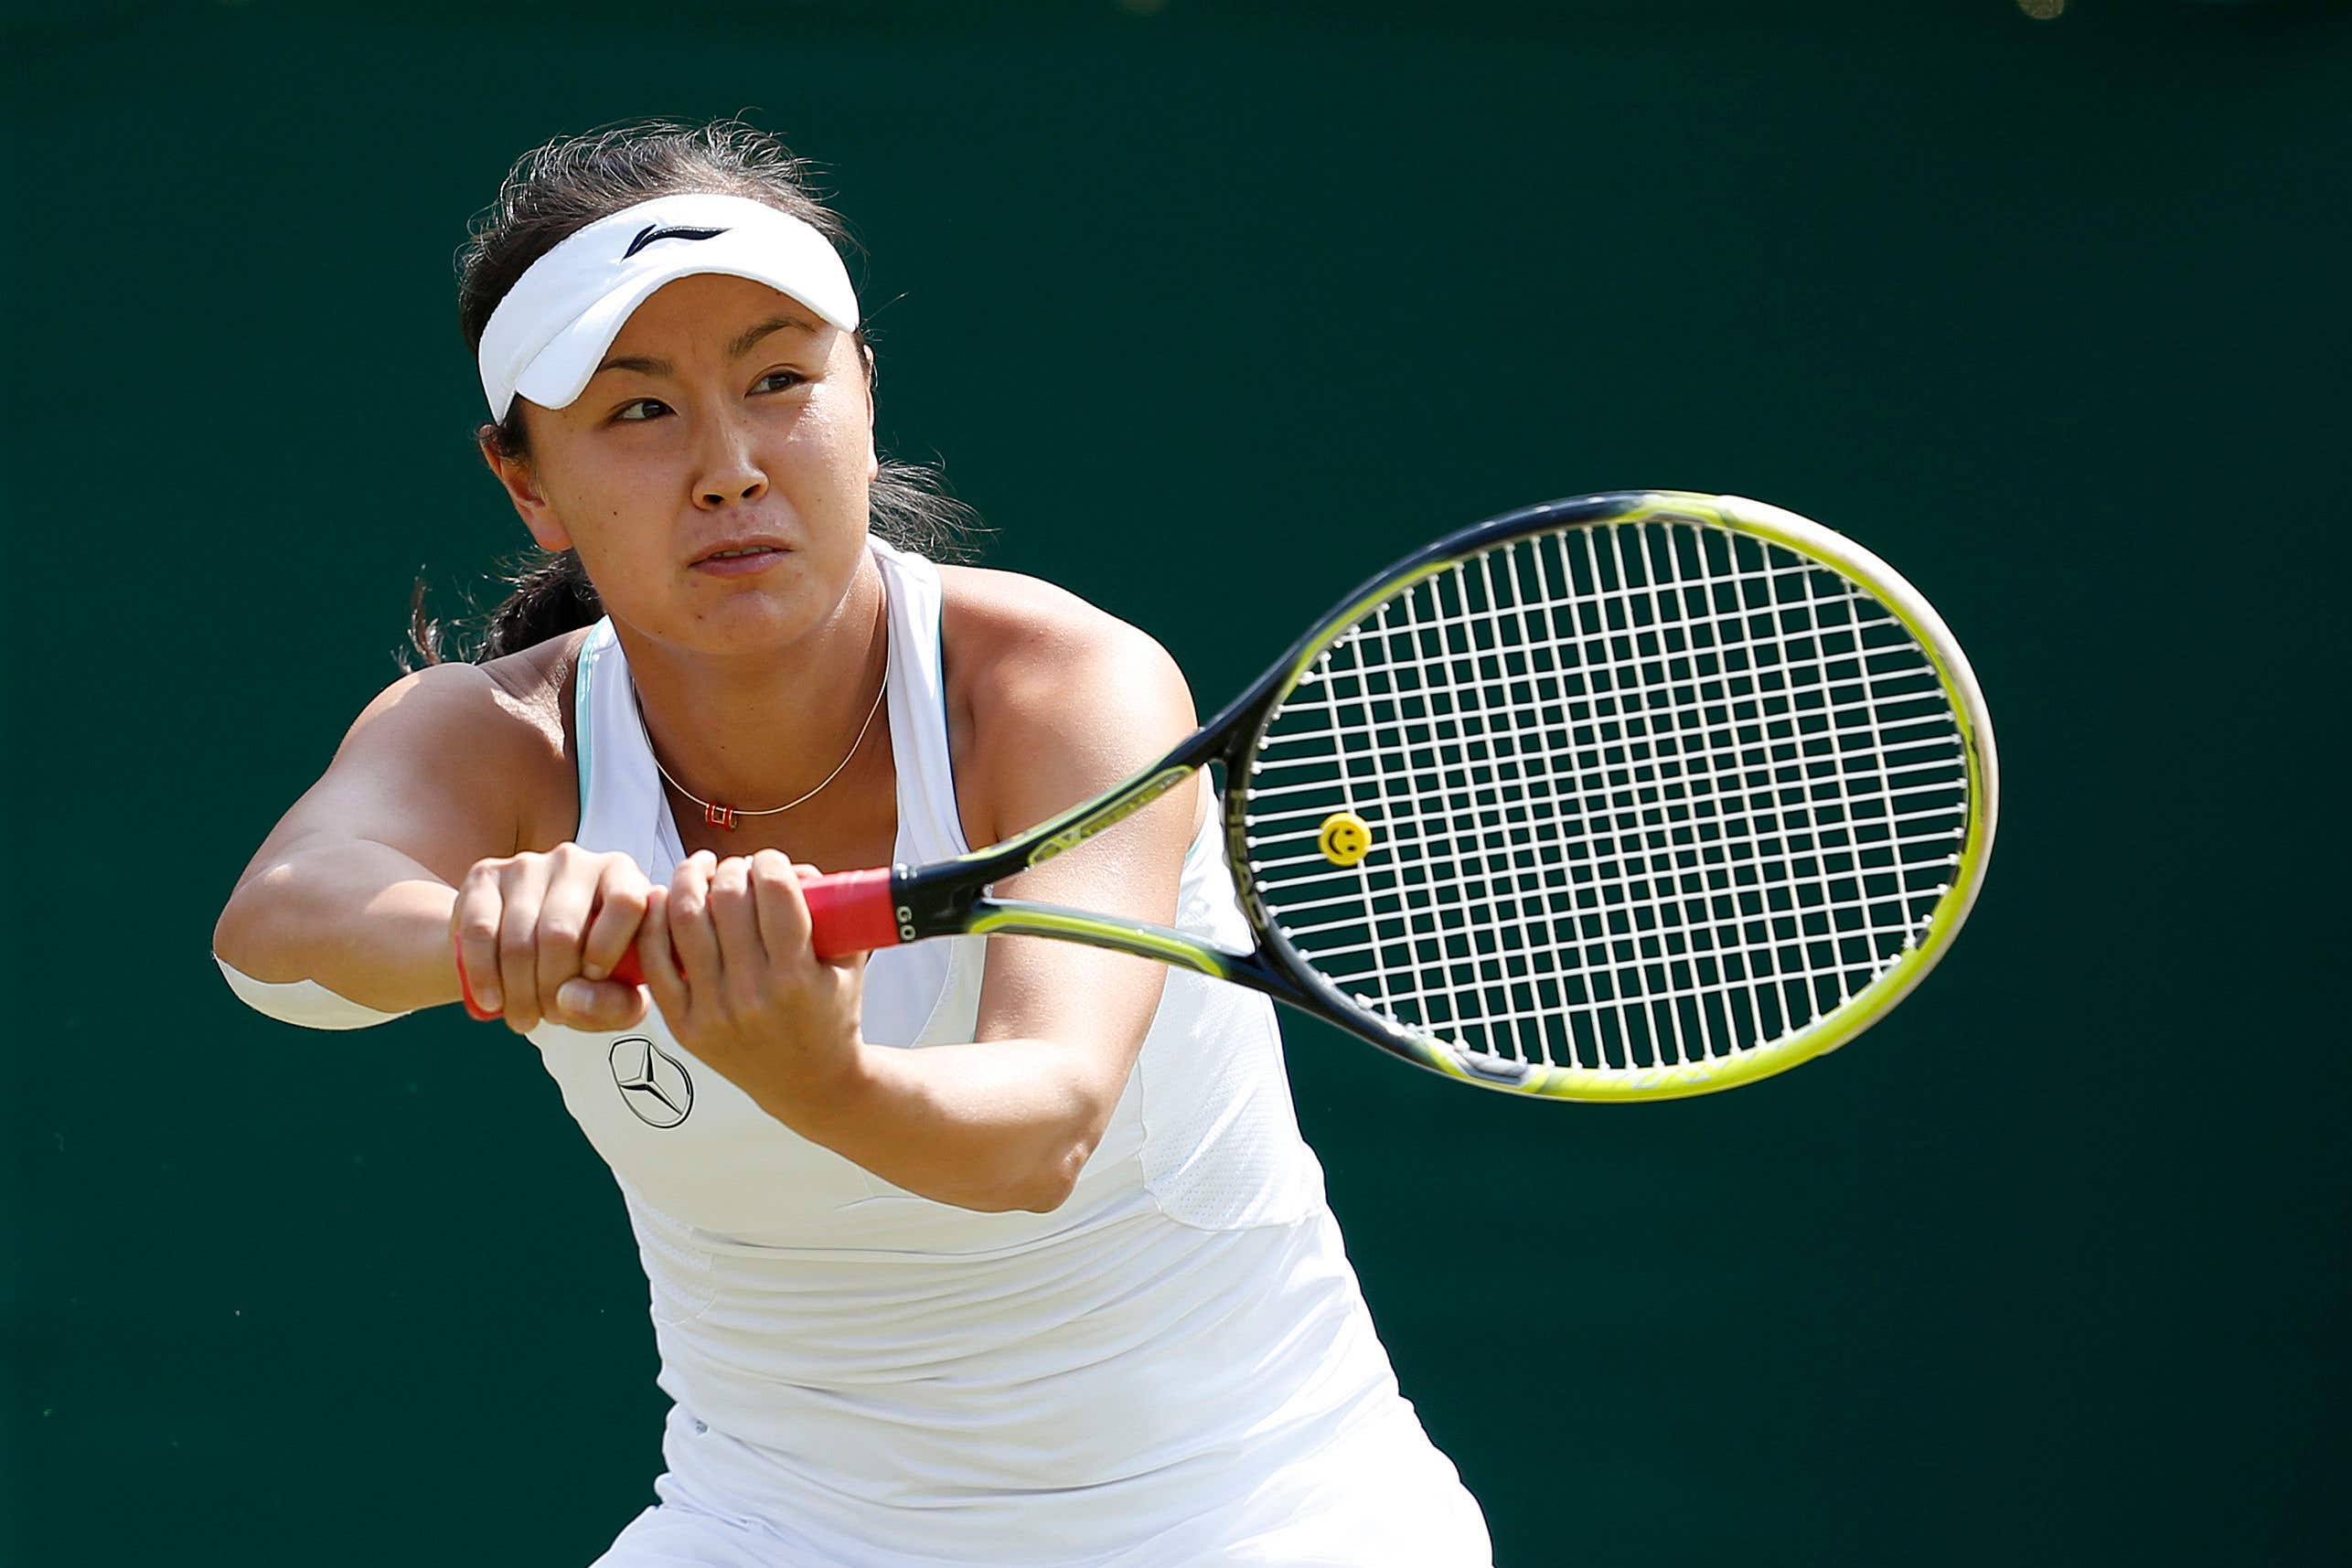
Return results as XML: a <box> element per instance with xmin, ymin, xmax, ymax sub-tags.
<box><xmin>453</xmin><ymin>929</ymin><xmax>501</xmax><ymax>1021</ymax></box>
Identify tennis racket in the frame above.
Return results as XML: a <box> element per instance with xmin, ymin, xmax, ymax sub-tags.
<box><xmin>476</xmin><ymin>491</ymin><xmax>1997</xmax><ymax>1102</ymax></box>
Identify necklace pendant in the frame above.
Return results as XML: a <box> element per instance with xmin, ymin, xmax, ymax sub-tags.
<box><xmin>705</xmin><ymin>802</ymin><xmax>739</xmax><ymax>831</ymax></box>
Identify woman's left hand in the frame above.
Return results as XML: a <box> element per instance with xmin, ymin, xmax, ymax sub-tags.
<box><xmin>639</xmin><ymin>848</ymin><xmax>869</xmax><ymax>1119</ymax></box>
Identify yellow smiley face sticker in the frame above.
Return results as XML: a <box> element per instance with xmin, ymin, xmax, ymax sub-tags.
<box><xmin>1318</xmin><ymin>811</ymin><xmax>1374</xmax><ymax>867</ymax></box>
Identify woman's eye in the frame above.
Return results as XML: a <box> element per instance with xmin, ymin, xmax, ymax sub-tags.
<box><xmin>614</xmin><ymin>399</ymin><xmax>670</xmax><ymax>423</ymax></box>
<box><xmin>754</xmin><ymin>369</ymin><xmax>807</xmax><ymax>394</ymax></box>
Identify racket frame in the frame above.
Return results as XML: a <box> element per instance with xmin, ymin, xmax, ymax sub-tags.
<box><xmin>856</xmin><ymin>491</ymin><xmax>1997</xmax><ymax>1101</ymax></box>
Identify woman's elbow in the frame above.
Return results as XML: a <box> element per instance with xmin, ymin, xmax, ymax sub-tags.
<box><xmin>1008</xmin><ymin>1068</ymin><xmax>1124</xmax><ymax>1212</ymax></box>
<box><xmin>213</xmin><ymin>863</ymin><xmax>303</xmax><ymax>980</ymax></box>
<box><xmin>947</xmin><ymin>1135</ymin><xmax>1096</xmax><ymax>1215</ymax></box>
<box><xmin>1010</xmin><ymin>1136</ymin><xmax>1097</xmax><ymax>1214</ymax></box>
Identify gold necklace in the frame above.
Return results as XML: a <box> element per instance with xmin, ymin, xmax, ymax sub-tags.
<box><xmin>638</xmin><ymin>652</ymin><xmax>889</xmax><ymax>832</ymax></box>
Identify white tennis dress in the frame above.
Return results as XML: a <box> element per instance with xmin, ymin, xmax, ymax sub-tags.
<box><xmin>531</xmin><ymin>539</ymin><xmax>1491</xmax><ymax>1567</ymax></box>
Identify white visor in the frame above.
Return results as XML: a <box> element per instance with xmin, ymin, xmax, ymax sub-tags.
<box><xmin>476</xmin><ymin>192</ymin><xmax>860</xmax><ymax>420</ymax></box>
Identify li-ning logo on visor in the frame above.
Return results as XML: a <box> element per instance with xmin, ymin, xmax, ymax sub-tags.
<box><xmin>609</xmin><ymin>1035</ymin><xmax>694</xmax><ymax>1128</ymax></box>
<box><xmin>624</xmin><ymin>222</ymin><xmax>730</xmax><ymax>258</ymax></box>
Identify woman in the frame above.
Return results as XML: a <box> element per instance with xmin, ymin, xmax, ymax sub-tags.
<box><xmin>213</xmin><ymin>120</ymin><xmax>1492</xmax><ymax>1567</ymax></box>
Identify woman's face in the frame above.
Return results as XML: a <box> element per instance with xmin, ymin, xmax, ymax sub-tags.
<box><xmin>489</xmin><ymin>271</ymin><xmax>879</xmax><ymax>656</ymax></box>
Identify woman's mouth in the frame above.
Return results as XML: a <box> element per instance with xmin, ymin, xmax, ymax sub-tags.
<box><xmin>692</xmin><ymin>543</ymin><xmax>790</xmax><ymax>577</ymax></box>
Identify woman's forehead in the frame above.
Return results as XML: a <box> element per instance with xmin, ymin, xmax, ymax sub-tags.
<box><xmin>610</xmin><ymin>272</ymin><xmax>834</xmax><ymax>356</ymax></box>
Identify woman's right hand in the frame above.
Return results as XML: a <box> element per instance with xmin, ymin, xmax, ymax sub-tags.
<box><xmin>451</xmin><ymin>844</ymin><xmax>655</xmax><ymax>1034</ymax></box>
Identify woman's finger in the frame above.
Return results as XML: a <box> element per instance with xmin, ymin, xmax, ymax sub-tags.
<box><xmin>497</xmin><ymin>855</ymin><xmax>556</xmax><ymax>1033</ymax></box>
<box><xmin>534</xmin><ymin>846</ymin><xmax>600</xmax><ymax>1013</ymax></box>
<box><xmin>668</xmin><ymin>854</ymin><xmax>724</xmax><ymax>1002</ymax></box>
<box><xmin>710</xmin><ymin>855</ymin><xmax>760</xmax><ymax>953</ymax></box>
<box><xmin>452</xmin><ymin>860</ymin><xmax>509</xmax><ymax>1016</ymax></box>
<box><xmin>552</xmin><ymin>976</ymin><xmax>649</xmax><ymax>1031</ymax></box>
<box><xmin>639</xmin><ymin>884</ymin><xmax>690</xmax><ymax>1024</ymax></box>
<box><xmin>752</xmin><ymin>849</ymin><xmax>812</xmax><ymax>959</ymax></box>
<box><xmin>580</xmin><ymin>857</ymin><xmax>652</xmax><ymax>981</ymax></box>
<box><xmin>709</xmin><ymin>857</ymin><xmax>765</xmax><ymax>1004</ymax></box>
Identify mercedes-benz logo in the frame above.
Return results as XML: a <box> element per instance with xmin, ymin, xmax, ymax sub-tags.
<box><xmin>609</xmin><ymin>1036</ymin><xmax>694</xmax><ymax>1128</ymax></box>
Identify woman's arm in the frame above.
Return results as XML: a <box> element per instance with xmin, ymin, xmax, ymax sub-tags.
<box><xmin>815</xmin><ymin>612</ymin><xmax>1202</xmax><ymax>1211</ymax></box>
<box><xmin>213</xmin><ymin>656</ymin><xmax>648</xmax><ymax>1033</ymax></box>
<box><xmin>215</xmin><ymin>664</ymin><xmax>532</xmax><ymax>1010</ymax></box>
<box><xmin>642</xmin><ymin>606</ymin><xmax>1203</xmax><ymax>1212</ymax></box>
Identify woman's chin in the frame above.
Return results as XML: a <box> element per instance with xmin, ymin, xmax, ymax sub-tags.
<box><xmin>639</xmin><ymin>586</ymin><xmax>831</xmax><ymax>658</ymax></box>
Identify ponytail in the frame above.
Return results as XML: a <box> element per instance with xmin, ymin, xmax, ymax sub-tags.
<box><xmin>405</xmin><ymin>549</ymin><xmax>601</xmax><ymax>669</ymax></box>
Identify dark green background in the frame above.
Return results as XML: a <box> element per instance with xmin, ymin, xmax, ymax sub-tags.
<box><xmin>8</xmin><ymin>2</ymin><xmax>2348</xmax><ymax>1563</ymax></box>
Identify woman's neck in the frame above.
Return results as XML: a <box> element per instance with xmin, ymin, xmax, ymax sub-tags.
<box><xmin>615</xmin><ymin>555</ymin><xmax>893</xmax><ymax>838</ymax></box>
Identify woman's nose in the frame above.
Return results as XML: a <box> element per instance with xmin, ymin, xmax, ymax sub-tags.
<box><xmin>699</xmin><ymin>472</ymin><xmax>767</xmax><ymax>507</ymax></box>
<box><xmin>694</xmin><ymin>430</ymin><xmax>768</xmax><ymax>509</ymax></box>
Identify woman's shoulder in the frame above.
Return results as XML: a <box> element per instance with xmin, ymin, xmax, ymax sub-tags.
<box><xmin>476</xmin><ymin>625</ymin><xmax>593</xmax><ymax>743</ymax></box>
<box><xmin>933</xmin><ymin>563</ymin><xmax>1198</xmax><ymax>844</ymax></box>
<box><xmin>363</xmin><ymin>629</ymin><xmax>590</xmax><ymax>843</ymax></box>
<box><xmin>376</xmin><ymin>628</ymin><xmax>583</xmax><ymax>745</ymax></box>
<box><xmin>934</xmin><ymin>562</ymin><xmax>1185</xmax><ymax>703</ymax></box>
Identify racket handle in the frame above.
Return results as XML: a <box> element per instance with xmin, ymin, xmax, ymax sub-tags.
<box><xmin>604</xmin><ymin>868</ymin><xmax>900</xmax><ymax>981</ymax></box>
<box><xmin>454</xmin><ymin>868</ymin><xmax>902</xmax><ymax>1019</ymax></box>
<box><xmin>800</xmin><ymin>867</ymin><xmax>903</xmax><ymax>959</ymax></box>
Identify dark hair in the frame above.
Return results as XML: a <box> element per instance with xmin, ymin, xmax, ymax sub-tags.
<box><xmin>407</xmin><ymin>118</ymin><xmax>979</xmax><ymax>667</ymax></box>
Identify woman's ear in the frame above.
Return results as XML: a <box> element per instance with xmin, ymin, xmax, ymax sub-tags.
<box><xmin>860</xmin><ymin>344</ymin><xmax>881</xmax><ymax>483</ymax></box>
<box><xmin>478</xmin><ymin>427</ymin><xmax>573</xmax><ymax>551</ymax></box>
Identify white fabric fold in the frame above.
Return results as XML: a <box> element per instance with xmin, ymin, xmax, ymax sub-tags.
<box><xmin>214</xmin><ymin>955</ymin><xmax>412</xmax><ymax>1030</ymax></box>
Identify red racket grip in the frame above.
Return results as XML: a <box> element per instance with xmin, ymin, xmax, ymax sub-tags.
<box><xmin>604</xmin><ymin>867</ymin><xmax>901</xmax><ymax>981</ymax></box>
<box><xmin>800</xmin><ymin>868</ymin><xmax>904</xmax><ymax>960</ymax></box>
<box><xmin>456</xmin><ymin>869</ymin><xmax>906</xmax><ymax>1013</ymax></box>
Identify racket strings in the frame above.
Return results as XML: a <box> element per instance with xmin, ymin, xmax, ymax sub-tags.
<box><xmin>1239</xmin><ymin>520</ymin><xmax>1971</xmax><ymax>1075</ymax></box>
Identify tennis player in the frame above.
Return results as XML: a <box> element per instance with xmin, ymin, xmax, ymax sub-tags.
<box><xmin>212</xmin><ymin>120</ymin><xmax>1492</xmax><ymax>1567</ymax></box>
